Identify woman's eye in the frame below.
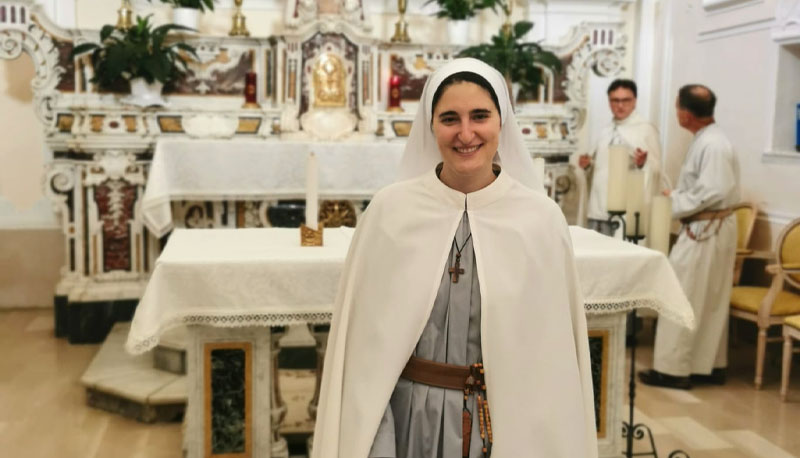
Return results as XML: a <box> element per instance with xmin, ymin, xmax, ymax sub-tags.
<box><xmin>472</xmin><ymin>113</ymin><xmax>489</xmax><ymax>121</ymax></box>
<box><xmin>441</xmin><ymin>117</ymin><xmax>458</xmax><ymax>124</ymax></box>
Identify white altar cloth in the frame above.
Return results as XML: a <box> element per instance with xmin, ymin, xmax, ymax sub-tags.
<box><xmin>126</xmin><ymin>226</ymin><xmax>693</xmax><ymax>355</ymax></box>
<box><xmin>141</xmin><ymin>139</ymin><xmax>405</xmax><ymax>238</ymax></box>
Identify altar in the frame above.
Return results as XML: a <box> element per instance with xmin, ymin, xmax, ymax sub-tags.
<box><xmin>0</xmin><ymin>0</ymin><xmax>631</xmax><ymax>344</ymax></box>
<box><xmin>126</xmin><ymin>226</ymin><xmax>693</xmax><ymax>458</ymax></box>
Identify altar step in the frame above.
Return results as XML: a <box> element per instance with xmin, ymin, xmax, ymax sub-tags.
<box><xmin>80</xmin><ymin>323</ymin><xmax>318</xmax><ymax>446</ymax></box>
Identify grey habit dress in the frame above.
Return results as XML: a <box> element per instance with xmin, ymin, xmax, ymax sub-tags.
<box><xmin>369</xmin><ymin>212</ymin><xmax>488</xmax><ymax>458</ymax></box>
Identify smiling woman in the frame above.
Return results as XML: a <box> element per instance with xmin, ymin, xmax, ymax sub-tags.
<box><xmin>431</xmin><ymin>73</ymin><xmax>502</xmax><ymax>194</ymax></box>
<box><xmin>312</xmin><ymin>58</ymin><xmax>599</xmax><ymax>458</ymax></box>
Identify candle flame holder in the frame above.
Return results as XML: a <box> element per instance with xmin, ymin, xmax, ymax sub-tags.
<box><xmin>300</xmin><ymin>223</ymin><xmax>323</xmax><ymax>247</ymax></box>
<box><xmin>608</xmin><ymin>210</ymin><xmax>689</xmax><ymax>458</ymax></box>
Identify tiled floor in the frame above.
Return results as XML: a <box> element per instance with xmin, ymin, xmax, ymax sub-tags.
<box><xmin>2</xmin><ymin>309</ymin><xmax>800</xmax><ymax>458</ymax></box>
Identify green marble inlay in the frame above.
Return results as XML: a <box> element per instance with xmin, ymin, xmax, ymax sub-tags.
<box><xmin>588</xmin><ymin>335</ymin><xmax>604</xmax><ymax>432</ymax></box>
<box><xmin>211</xmin><ymin>348</ymin><xmax>246</xmax><ymax>454</ymax></box>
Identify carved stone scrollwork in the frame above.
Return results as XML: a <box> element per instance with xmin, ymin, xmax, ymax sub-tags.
<box><xmin>84</xmin><ymin>150</ymin><xmax>146</xmax><ymax>187</ymax></box>
<box><xmin>182</xmin><ymin>43</ymin><xmax>248</xmax><ymax>95</ymax></box>
<box><xmin>45</xmin><ymin>162</ymin><xmax>77</xmax><ymax>222</ymax></box>
<box><xmin>561</xmin><ymin>23</ymin><xmax>626</xmax><ymax>131</ymax></box>
<box><xmin>285</xmin><ymin>0</ymin><xmax>371</xmax><ymax>33</ymax></box>
<box><xmin>0</xmin><ymin>7</ymin><xmax>65</xmax><ymax>124</ymax></box>
<box><xmin>774</xmin><ymin>0</ymin><xmax>800</xmax><ymax>42</ymax></box>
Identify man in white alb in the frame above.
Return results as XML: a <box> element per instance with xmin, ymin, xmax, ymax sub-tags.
<box><xmin>580</xmin><ymin>79</ymin><xmax>663</xmax><ymax>236</ymax></box>
<box><xmin>639</xmin><ymin>84</ymin><xmax>740</xmax><ymax>389</ymax></box>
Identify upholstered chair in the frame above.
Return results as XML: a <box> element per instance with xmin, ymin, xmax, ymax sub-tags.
<box><xmin>781</xmin><ymin>315</ymin><xmax>800</xmax><ymax>400</ymax></box>
<box><xmin>732</xmin><ymin>203</ymin><xmax>758</xmax><ymax>285</ymax></box>
<box><xmin>730</xmin><ymin>217</ymin><xmax>800</xmax><ymax>389</ymax></box>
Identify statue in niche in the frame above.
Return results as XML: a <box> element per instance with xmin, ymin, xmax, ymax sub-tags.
<box><xmin>313</xmin><ymin>53</ymin><xmax>346</xmax><ymax>108</ymax></box>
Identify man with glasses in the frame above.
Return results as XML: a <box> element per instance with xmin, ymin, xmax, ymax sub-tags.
<box><xmin>579</xmin><ymin>79</ymin><xmax>663</xmax><ymax>236</ymax></box>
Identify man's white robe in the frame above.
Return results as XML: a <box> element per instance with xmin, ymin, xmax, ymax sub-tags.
<box><xmin>312</xmin><ymin>169</ymin><xmax>598</xmax><ymax>457</ymax></box>
<box><xmin>587</xmin><ymin>112</ymin><xmax>663</xmax><ymax>230</ymax></box>
<box><xmin>653</xmin><ymin>123</ymin><xmax>740</xmax><ymax>376</ymax></box>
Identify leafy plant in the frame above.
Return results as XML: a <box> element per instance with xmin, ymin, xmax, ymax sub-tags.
<box><xmin>425</xmin><ymin>0</ymin><xmax>503</xmax><ymax>21</ymax></box>
<box><xmin>153</xmin><ymin>0</ymin><xmax>215</xmax><ymax>13</ymax></box>
<box><xmin>70</xmin><ymin>16</ymin><xmax>198</xmax><ymax>90</ymax></box>
<box><xmin>458</xmin><ymin>21</ymin><xmax>562</xmax><ymax>97</ymax></box>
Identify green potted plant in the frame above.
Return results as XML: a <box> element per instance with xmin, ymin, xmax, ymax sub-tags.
<box><xmin>425</xmin><ymin>0</ymin><xmax>503</xmax><ymax>43</ymax></box>
<box><xmin>151</xmin><ymin>0</ymin><xmax>216</xmax><ymax>30</ymax></box>
<box><xmin>458</xmin><ymin>21</ymin><xmax>562</xmax><ymax>103</ymax></box>
<box><xmin>71</xmin><ymin>15</ymin><xmax>198</xmax><ymax>107</ymax></box>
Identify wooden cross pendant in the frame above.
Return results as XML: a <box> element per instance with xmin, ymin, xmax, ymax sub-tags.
<box><xmin>449</xmin><ymin>253</ymin><xmax>464</xmax><ymax>283</ymax></box>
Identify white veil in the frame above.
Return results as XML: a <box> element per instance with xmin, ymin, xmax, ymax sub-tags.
<box><xmin>396</xmin><ymin>57</ymin><xmax>543</xmax><ymax>192</ymax></box>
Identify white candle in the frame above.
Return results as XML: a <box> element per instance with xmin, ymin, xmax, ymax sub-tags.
<box><xmin>305</xmin><ymin>152</ymin><xmax>319</xmax><ymax>231</ymax></box>
<box><xmin>532</xmin><ymin>157</ymin><xmax>545</xmax><ymax>189</ymax></box>
<box><xmin>648</xmin><ymin>195</ymin><xmax>672</xmax><ymax>255</ymax></box>
<box><xmin>606</xmin><ymin>145</ymin><xmax>630</xmax><ymax>212</ymax></box>
<box><xmin>624</xmin><ymin>169</ymin><xmax>646</xmax><ymax>237</ymax></box>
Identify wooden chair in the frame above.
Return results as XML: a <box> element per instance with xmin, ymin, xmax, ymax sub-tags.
<box><xmin>730</xmin><ymin>217</ymin><xmax>800</xmax><ymax>389</ymax></box>
<box><xmin>781</xmin><ymin>315</ymin><xmax>800</xmax><ymax>400</ymax></box>
<box><xmin>732</xmin><ymin>203</ymin><xmax>758</xmax><ymax>285</ymax></box>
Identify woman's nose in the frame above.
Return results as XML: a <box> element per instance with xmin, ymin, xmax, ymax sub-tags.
<box><xmin>457</xmin><ymin>122</ymin><xmax>475</xmax><ymax>144</ymax></box>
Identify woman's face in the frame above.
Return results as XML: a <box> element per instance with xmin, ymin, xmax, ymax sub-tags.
<box><xmin>432</xmin><ymin>81</ymin><xmax>501</xmax><ymax>180</ymax></box>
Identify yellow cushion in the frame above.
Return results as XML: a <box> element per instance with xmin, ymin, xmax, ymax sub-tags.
<box><xmin>785</xmin><ymin>314</ymin><xmax>800</xmax><ymax>330</ymax></box>
<box><xmin>730</xmin><ymin>286</ymin><xmax>800</xmax><ymax>316</ymax></box>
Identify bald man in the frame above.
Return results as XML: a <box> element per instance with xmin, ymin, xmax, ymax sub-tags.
<box><xmin>640</xmin><ymin>85</ymin><xmax>740</xmax><ymax>389</ymax></box>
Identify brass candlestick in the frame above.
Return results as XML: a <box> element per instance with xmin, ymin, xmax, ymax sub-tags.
<box><xmin>229</xmin><ymin>0</ymin><xmax>250</xmax><ymax>37</ymax></box>
<box><xmin>116</xmin><ymin>0</ymin><xmax>133</xmax><ymax>31</ymax></box>
<box><xmin>391</xmin><ymin>0</ymin><xmax>410</xmax><ymax>43</ymax></box>
<box><xmin>501</xmin><ymin>0</ymin><xmax>513</xmax><ymax>39</ymax></box>
<box><xmin>300</xmin><ymin>223</ymin><xmax>324</xmax><ymax>247</ymax></box>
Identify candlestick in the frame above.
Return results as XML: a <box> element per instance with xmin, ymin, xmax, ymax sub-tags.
<box><xmin>649</xmin><ymin>195</ymin><xmax>672</xmax><ymax>255</ymax></box>
<box><xmin>607</xmin><ymin>145</ymin><xmax>630</xmax><ymax>212</ymax></box>
<box><xmin>391</xmin><ymin>0</ymin><xmax>411</xmax><ymax>43</ymax></box>
<box><xmin>624</xmin><ymin>169</ymin><xmax>646</xmax><ymax>237</ymax></box>
<box><xmin>229</xmin><ymin>0</ymin><xmax>250</xmax><ymax>37</ymax></box>
<box><xmin>388</xmin><ymin>74</ymin><xmax>403</xmax><ymax>112</ymax></box>
<box><xmin>501</xmin><ymin>0</ymin><xmax>513</xmax><ymax>39</ymax></box>
<box><xmin>116</xmin><ymin>0</ymin><xmax>133</xmax><ymax>30</ymax></box>
<box><xmin>243</xmin><ymin>71</ymin><xmax>260</xmax><ymax>108</ymax></box>
<box><xmin>305</xmin><ymin>152</ymin><xmax>319</xmax><ymax>231</ymax></box>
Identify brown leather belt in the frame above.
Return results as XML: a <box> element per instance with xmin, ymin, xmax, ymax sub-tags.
<box><xmin>400</xmin><ymin>356</ymin><xmax>472</xmax><ymax>390</ymax></box>
<box><xmin>401</xmin><ymin>356</ymin><xmax>493</xmax><ymax>457</ymax></box>
<box><xmin>680</xmin><ymin>208</ymin><xmax>733</xmax><ymax>225</ymax></box>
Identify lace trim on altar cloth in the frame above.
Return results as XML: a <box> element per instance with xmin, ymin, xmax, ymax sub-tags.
<box><xmin>126</xmin><ymin>296</ymin><xmax>694</xmax><ymax>355</ymax></box>
<box><xmin>126</xmin><ymin>311</ymin><xmax>334</xmax><ymax>355</ymax></box>
<box><xmin>584</xmin><ymin>295</ymin><xmax>695</xmax><ymax>331</ymax></box>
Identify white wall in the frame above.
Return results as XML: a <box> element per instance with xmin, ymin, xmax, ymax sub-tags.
<box><xmin>654</xmin><ymin>0</ymin><xmax>799</xmax><ymax>249</ymax></box>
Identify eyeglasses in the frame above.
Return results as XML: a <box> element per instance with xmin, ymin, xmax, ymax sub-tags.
<box><xmin>609</xmin><ymin>98</ymin><xmax>635</xmax><ymax>105</ymax></box>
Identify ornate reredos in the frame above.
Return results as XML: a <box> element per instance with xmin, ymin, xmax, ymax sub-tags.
<box><xmin>284</xmin><ymin>0</ymin><xmax>371</xmax><ymax>35</ymax></box>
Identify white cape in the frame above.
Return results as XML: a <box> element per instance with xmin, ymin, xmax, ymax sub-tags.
<box><xmin>312</xmin><ymin>169</ymin><xmax>598</xmax><ymax>457</ymax></box>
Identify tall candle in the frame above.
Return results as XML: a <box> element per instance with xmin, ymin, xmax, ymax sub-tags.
<box><xmin>606</xmin><ymin>145</ymin><xmax>630</xmax><ymax>212</ymax></box>
<box><xmin>649</xmin><ymin>195</ymin><xmax>672</xmax><ymax>255</ymax></box>
<box><xmin>305</xmin><ymin>152</ymin><xmax>318</xmax><ymax>230</ymax></box>
<box><xmin>624</xmin><ymin>169</ymin><xmax>646</xmax><ymax>237</ymax></box>
<box><xmin>532</xmin><ymin>157</ymin><xmax>545</xmax><ymax>189</ymax></box>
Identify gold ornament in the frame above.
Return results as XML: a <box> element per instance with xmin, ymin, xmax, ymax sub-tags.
<box><xmin>116</xmin><ymin>0</ymin><xmax>133</xmax><ymax>31</ymax></box>
<box><xmin>319</xmin><ymin>200</ymin><xmax>357</xmax><ymax>228</ymax></box>
<box><xmin>229</xmin><ymin>0</ymin><xmax>250</xmax><ymax>37</ymax></box>
<box><xmin>300</xmin><ymin>223</ymin><xmax>324</xmax><ymax>247</ymax></box>
<box><xmin>391</xmin><ymin>0</ymin><xmax>410</xmax><ymax>43</ymax></box>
